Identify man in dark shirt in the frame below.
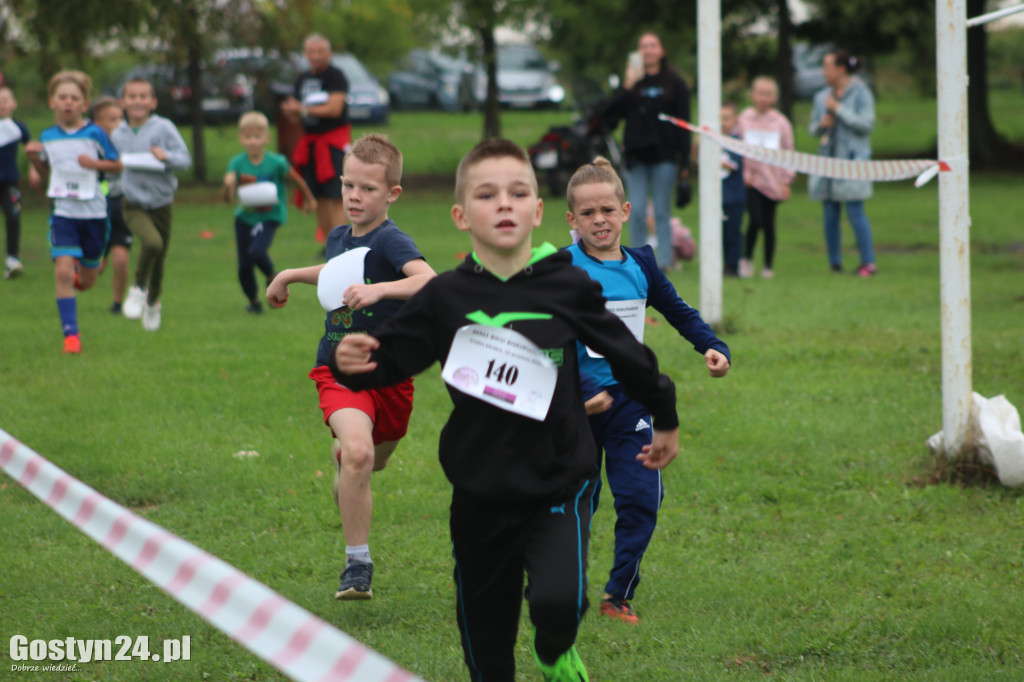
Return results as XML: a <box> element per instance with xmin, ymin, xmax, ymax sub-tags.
<box><xmin>281</xmin><ymin>34</ymin><xmax>349</xmax><ymax>244</ymax></box>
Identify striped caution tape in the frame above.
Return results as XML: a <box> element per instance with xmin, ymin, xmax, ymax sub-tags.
<box><xmin>659</xmin><ymin>114</ymin><xmax>951</xmax><ymax>187</ymax></box>
<box><xmin>0</xmin><ymin>429</ymin><xmax>423</xmax><ymax>682</ymax></box>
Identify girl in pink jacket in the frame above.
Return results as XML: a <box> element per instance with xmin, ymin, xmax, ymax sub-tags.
<box><xmin>737</xmin><ymin>77</ymin><xmax>795</xmax><ymax>278</ymax></box>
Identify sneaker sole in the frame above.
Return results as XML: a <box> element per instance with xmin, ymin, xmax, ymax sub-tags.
<box><xmin>334</xmin><ymin>587</ymin><xmax>373</xmax><ymax>600</ymax></box>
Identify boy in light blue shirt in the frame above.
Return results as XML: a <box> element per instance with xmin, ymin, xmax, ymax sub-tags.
<box><xmin>564</xmin><ymin>157</ymin><xmax>730</xmax><ymax>624</ymax></box>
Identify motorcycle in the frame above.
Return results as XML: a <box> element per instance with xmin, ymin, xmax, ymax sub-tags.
<box><xmin>527</xmin><ymin>79</ymin><xmax>623</xmax><ymax>198</ymax></box>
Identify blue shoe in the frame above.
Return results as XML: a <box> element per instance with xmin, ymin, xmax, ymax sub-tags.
<box><xmin>334</xmin><ymin>560</ymin><xmax>373</xmax><ymax>600</ymax></box>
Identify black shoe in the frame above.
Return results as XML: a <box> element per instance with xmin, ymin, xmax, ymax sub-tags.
<box><xmin>110</xmin><ymin>302</ymin><xmax>123</xmax><ymax>314</ymax></box>
<box><xmin>335</xmin><ymin>560</ymin><xmax>373</xmax><ymax>600</ymax></box>
<box><xmin>245</xmin><ymin>301</ymin><xmax>264</xmax><ymax>314</ymax></box>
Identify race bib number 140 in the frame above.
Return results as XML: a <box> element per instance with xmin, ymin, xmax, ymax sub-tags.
<box><xmin>442</xmin><ymin>324</ymin><xmax>557</xmax><ymax>421</ymax></box>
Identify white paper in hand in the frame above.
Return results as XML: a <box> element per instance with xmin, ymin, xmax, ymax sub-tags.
<box><xmin>317</xmin><ymin>247</ymin><xmax>370</xmax><ymax>311</ymax></box>
<box><xmin>0</xmin><ymin>118</ymin><xmax>22</xmax><ymax>147</ymax></box>
<box><xmin>303</xmin><ymin>91</ymin><xmax>330</xmax><ymax>107</ymax></box>
<box><xmin>121</xmin><ymin>152</ymin><xmax>166</xmax><ymax>171</ymax></box>
<box><xmin>236</xmin><ymin>181</ymin><xmax>279</xmax><ymax>208</ymax></box>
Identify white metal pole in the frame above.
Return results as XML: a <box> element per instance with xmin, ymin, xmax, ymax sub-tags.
<box><xmin>697</xmin><ymin>0</ymin><xmax>722</xmax><ymax>323</ymax></box>
<box><xmin>936</xmin><ymin>0</ymin><xmax>973</xmax><ymax>457</ymax></box>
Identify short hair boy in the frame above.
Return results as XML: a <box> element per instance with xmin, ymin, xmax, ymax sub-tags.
<box><xmin>24</xmin><ymin>70</ymin><xmax>122</xmax><ymax>353</ymax></box>
<box><xmin>111</xmin><ymin>77</ymin><xmax>192</xmax><ymax>331</ymax></box>
<box><xmin>266</xmin><ymin>133</ymin><xmax>435</xmax><ymax>601</ymax></box>
<box><xmin>223</xmin><ymin>110</ymin><xmax>316</xmax><ymax>313</ymax></box>
<box><xmin>565</xmin><ymin>156</ymin><xmax>730</xmax><ymax>625</ymax></box>
<box><xmin>91</xmin><ymin>95</ymin><xmax>134</xmax><ymax>312</ymax></box>
<box><xmin>0</xmin><ymin>85</ymin><xmax>39</xmax><ymax>279</ymax></box>
<box><xmin>331</xmin><ymin>138</ymin><xmax>680</xmax><ymax>680</ymax></box>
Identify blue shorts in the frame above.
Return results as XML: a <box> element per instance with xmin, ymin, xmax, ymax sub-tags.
<box><xmin>49</xmin><ymin>215</ymin><xmax>111</xmax><ymax>267</ymax></box>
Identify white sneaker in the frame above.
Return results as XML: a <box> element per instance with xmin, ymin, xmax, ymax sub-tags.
<box><xmin>142</xmin><ymin>301</ymin><xmax>162</xmax><ymax>331</ymax></box>
<box><xmin>123</xmin><ymin>285</ymin><xmax>147</xmax><ymax>319</ymax></box>
<box><xmin>738</xmin><ymin>258</ymin><xmax>754</xmax><ymax>278</ymax></box>
<box><xmin>4</xmin><ymin>255</ymin><xmax>23</xmax><ymax>279</ymax></box>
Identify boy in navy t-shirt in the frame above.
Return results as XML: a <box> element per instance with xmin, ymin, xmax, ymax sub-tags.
<box><xmin>0</xmin><ymin>85</ymin><xmax>39</xmax><ymax>279</ymax></box>
<box><xmin>266</xmin><ymin>133</ymin><xmax>435</xmax><ymax>600</ymax></box>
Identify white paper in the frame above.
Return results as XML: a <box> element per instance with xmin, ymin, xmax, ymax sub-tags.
<box><xmin>442</xmin><ymin>324</ymin><xmax>557</xmax><ymax>421</ymax></box>
<box><xmin>585</xmin><ymin>299</ymin><xmax>646</xmax><ymax>358</ymax></box>
<box><xmin>303</xmin><ymin>91</ymin><xmax>330</xmax><ymax>107</ymax></box>
<box><xmin>317</xmin><ymin>247</ymin><xmax>370</xmax><ymax>312</ymax></box>
<box><xmin>743</xmin><ymin>129</ymin><xmax>781</xmax><ymax>150</ymax></box>
<box><xmin>121</xmin><ymin>152</ymin><xmax>166</xmax><ymax>172</ymax></box>
<box><xmin>47</xmin><ymin>161</ymin><xmax>98</xmax><ymax>200</ymax></box>
<box><xmin>237</xmin><ymin>181</ymin><xmax>279</xmax><ymax>208</ymax></box>
<box><xmin>0</xmin><ymin>118</ymin><xmax>22</xmax><ymax>147</ymax></box>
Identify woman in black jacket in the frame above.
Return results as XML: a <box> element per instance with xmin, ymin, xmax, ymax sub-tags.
<box><xmin>605</xmin><ymin>31</ymin><xmax>691</xmax><ymax>271</ymax></box>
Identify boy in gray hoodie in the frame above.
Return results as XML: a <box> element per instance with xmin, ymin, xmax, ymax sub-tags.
<box><xmin>112</xmin><ymin>77</ymin><xmax>192</xmax><ymax>330</ymax></box>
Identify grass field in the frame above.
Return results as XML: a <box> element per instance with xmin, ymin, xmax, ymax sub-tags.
<box><xmin>2</xmin><ymin>102</ymin><xmax>1024</xmax><ymax>680</ymax></box>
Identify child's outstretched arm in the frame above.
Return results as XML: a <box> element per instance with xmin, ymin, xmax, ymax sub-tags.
<box><xmin>286</xmin><ymin>166</ymin><xmax>318</xmax><ymax>214</ymax></box>
<box><xmin>266</xmin><ymin>264</ymin><xmax>325</xmax><ymax>307</ymax></box>
<box><xmin>222</xmin><ymin>171</ymin><xmax>237</xmax><ymax>203</ymax></box>
<box><xmin>342</xmin><ymin>258</ymin><xmax>436</xmax><ymax>311</ymax></box>
<box><xmin>705</xmin><ymin>349</ymin><xmax>730</xmax><ymax>377</ymax></box>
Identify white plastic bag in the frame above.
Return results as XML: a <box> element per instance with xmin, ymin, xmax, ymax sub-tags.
<box><xmin>928</xmin><ymin>392</ymin><xmax>1024</xmax><ymax>487</ymax></box>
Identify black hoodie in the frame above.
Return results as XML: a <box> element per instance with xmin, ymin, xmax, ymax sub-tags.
<box><xmin>330</xmin><ymin>247</ymin><xmax>677</xmax><ymax>500</ymax></box>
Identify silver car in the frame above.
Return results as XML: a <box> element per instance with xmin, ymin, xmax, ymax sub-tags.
<box><xmin>475</xmin><ymin>44</ymin><xmax>565</xmax><ymax>109</ymax></box>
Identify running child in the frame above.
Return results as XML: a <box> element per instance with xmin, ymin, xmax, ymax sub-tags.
<box><xmin>25</xmin><ymin>70</ymin><xmax>122</xmax><ymax>354</ymax></box>
<box><xmin>91</xmin><ymin>95</ymin><xmax>132</xmax><ymax>312</ymax></box>
<box><xmin>330</xmin><ymin>139</ymin><xmax>680</xmax><ymax>681</ymax></box>
<box><xmin>564</xmin><ymin>157</ymin><xmax>730</xmax><ymax>625</ymax></box>
<box><xmin>111</xmin><ymin>77</ymin><xmax>192</xmax><ymax>331</ymax></box>
<box><xmin>223</xmin><ymin>111</ymin><xmax>316</xmax><ymax>313</ymax></box>
<box><xmin>0</xmin><ymin>85</ymin><xmax>40</xmax><ymax>279</ymax></box>
<box><xmin>266</xmin><ymin>133</ymin><xmax>435</xmax><ymax>600</ymax></box>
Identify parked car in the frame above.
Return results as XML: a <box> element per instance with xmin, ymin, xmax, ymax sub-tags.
<box><xmin>286</xmin><ymin>52</ymin><xmax>389</xmax><ymax>124</ymax></box>
<box><xmin>475</xmin><ymin>43</ymin><xmax>565</xmax><ymax>109</ymax></box>
<box><xmin>388</xmin><ymin>49</ymin><xmax>477</xmax><ymax>112</ymax></box>
<box><xmin>117</xmin><ymin>63</ymin><xmax>254</xmax><ymax>125</ymax></box>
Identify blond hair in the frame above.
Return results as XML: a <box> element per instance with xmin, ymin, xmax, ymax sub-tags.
<box><xmin>48</xmin><ymin>70</ymin><xmax>92</xmax><ymax>99</ymax></box>
<box><xmin>238</xmin><ymin>111</ymin><xmax>270</xmax><ymax>133</ymax></box>
<box><xmin>454</xmin><ymin>138</ymin><xmax>537</xmax><ymax>204</ymax></box>
<box><xmin>565</xmin><ymin>157</ymin><xmax>625</xmax><ymax>212</ymax></box>
<box><xmin>347</xmin><ymin>133</ymin><xmax>403</xmax><ymax>187</ymax></box>
<box><xmin>751</xmin><ymin>75</ymin><xmax>779</xmax><ymax>99</ymax></box>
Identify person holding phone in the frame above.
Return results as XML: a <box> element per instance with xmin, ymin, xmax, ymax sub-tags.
<box><xmin>603</xmin><ymin>31</ymin><xmax>692</xmax><ymax>273</ymax></box>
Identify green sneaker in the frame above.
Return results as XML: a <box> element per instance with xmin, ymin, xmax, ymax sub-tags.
<box><xmin>534</xmin><ymin>643</ymin><xmax>589</xmax><ymax>682</ymax></box>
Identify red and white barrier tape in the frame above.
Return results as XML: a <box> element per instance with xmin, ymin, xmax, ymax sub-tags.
<box><xmin>0</xmin><ymin>429</ymin><xmax>423</xmax><ymax>682</ymax></box>
<box><xmin>659</xmin><ymin>114</ymin><xmax>951</xmax><ymax>187</ymax></box>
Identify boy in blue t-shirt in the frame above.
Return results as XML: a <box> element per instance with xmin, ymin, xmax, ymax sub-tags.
<box><xmin>0</xmin><ymin>85</ymin><xmax>40</xmax><ymax>279</ymax></box>
<box><xmin>564</xmin><ymin>156</ymin><xmax>731</xmax><ymax>624</ymax></box>
<box><xmin>266</xmin><ymin>133</ymin><xmax>435</xmax><ymax>600</ymax></box>
<box><xmin>223</xmin><ymin>111</ymin><xmax>316</xmax><ymax>313</ymax></box>
<box><xmin>25</xmin><ymin>70</ymin><xmax>121</xmax><ymax>354</ymax></box>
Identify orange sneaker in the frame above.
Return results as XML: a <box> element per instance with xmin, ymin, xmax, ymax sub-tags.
<box><xmin>600</xmin><ymin>596</ymin><xmax>639</xmax><ymax>625</ymax></box>
<box><xmin>63</xmin><ymin>334</ymin><xmax>82</xmax><ymax>354</ymax></box>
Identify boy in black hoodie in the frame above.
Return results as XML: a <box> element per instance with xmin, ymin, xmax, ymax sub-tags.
<box><xmin>329</xmin><ymin>139</ymin><xmax>679</xmax><ymax>682</ymax></box>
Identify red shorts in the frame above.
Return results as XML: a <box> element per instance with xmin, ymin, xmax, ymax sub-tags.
<box><xmin>309</xmin><ymin>365</ymin><xmax>414</xmax><ymax>445</ymax></box>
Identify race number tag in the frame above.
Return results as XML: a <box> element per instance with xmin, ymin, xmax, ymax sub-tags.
<box><xmin>585</xmin><ymin>299</ymin><xmax>646</xmax><ymax>358</ymax></box>
<box><xmin>317</xmin><ymin>247</ymin><xmax>370</xmax><ymax>312</ymax></box>
<box><xmin>442</xmin><ymin>324</ymin><xmax>557</xmax><ymax>421</ymax></box>
<box><xmin>743</xmin><ymin>129</ymin><xmax>782</xmax><ymax>150</ymax></box>
<box><xmin>47</xmin><ymin>162</ymin><xmax>98</xmax><ymax>200</ymax></box>
<box><xmin>0</xmin><ymin>118</ymin><xmax>21</xmax><ymax>147</ymax></box>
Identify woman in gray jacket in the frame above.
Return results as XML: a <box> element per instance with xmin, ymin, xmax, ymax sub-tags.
<box><xmin>807</xmin><ymin>50</ymin><xmax>877</xmax><ymax>277</ymax></box>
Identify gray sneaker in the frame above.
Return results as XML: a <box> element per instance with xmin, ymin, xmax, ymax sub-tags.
<box><xmin>334</xmin><ymin>560</ymin><xmax>373</xmax><ymax>600</ymax></box>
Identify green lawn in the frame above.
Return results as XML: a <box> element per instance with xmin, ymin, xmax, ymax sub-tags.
<box><xmin>2</xmin><ymin>103</ymin><xmax>1023</xmax><ymax>681</ymax></box>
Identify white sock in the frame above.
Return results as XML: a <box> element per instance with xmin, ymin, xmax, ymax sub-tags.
<box><xmin>346</xmin><ymin>545</ymin><xmax>371</xmax><ymax>565</ymax></box>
